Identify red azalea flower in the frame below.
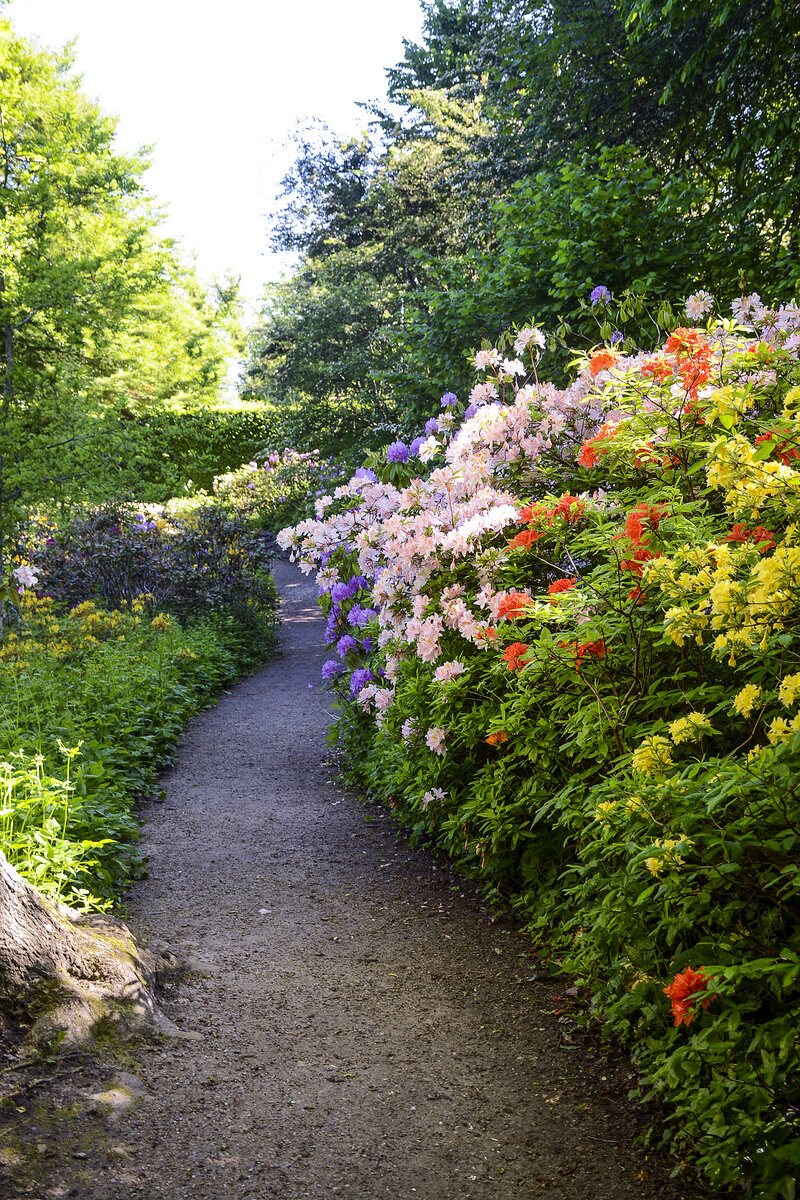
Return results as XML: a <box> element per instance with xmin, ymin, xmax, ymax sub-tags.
<box><xmin>663</xmin><ymin>966</ymin><xmax>712</xmax><ymax>1027</ymax></box>
<box><xmin>578</xmin><ymin>422</ymin><xmax>619</xmax><ymax>469</ymax></box>
<box><xmin>552</xmin><ymin>493</ymin><xmax>586</xmax><ymax>522</ymax></box>
<box><xmin>754</xmin><ymin>430</ymin><xmax>800</xmax><ymax>466</ymax></box>
<box><xmin>722</xmin><ymin>524</ymin><xmax>775</xmax><ymax>553</ymax></box>
<box><xmin>620</xmin><ymin>547</ymin><xmax>661</xmax><ymax>575</ymax></box>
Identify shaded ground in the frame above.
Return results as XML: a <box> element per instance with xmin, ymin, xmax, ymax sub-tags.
<box><xmin>0</xmin><ymin>560</ymin><xmax>716</xmax><ymax>1199</ymax></box>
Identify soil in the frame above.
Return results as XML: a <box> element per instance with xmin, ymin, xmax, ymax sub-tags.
<box><xmin>0</xmin><ymin>559</ymin><xmax>717</xmax><ymax>1200</ymax></box>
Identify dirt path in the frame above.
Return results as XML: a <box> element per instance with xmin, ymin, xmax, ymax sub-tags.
<box><xmin>0</xmin><ymin>560</ymin><xmax>709</xmax><ymax>1200</ymax></box>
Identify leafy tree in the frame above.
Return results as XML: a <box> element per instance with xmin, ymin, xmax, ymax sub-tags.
<box><xmin>0</xmin><ymin>21</ymin><xmax>239</xmax><ymax>577</ymax></box>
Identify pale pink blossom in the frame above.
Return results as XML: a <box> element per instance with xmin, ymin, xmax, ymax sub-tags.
<box><xmin>425</xmin><ymin>727</ymin><xmax>447</xmax><ymax>756</ymax></box>
<box><xmin>434</xmin><ymin>660</ymin><xmax>466</xmax><ymax>683</ymax></box>
<box><xmin>474</xmin><ymin>348</ymin><xmax>501</xmax><ymax>370</ymax></box>
<box><xmin>421</xmin><ymin>787</ymin><xmax>447</xmax><ymax>810</ymax></box>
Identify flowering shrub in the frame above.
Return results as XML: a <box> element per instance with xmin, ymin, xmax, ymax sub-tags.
<box><xmin>19</xmin><ymin>503</ymin><xmax>277</xmax><ymax>632</ymax></box>
<box><xmin>212</xmin><ymin>446</ymin><xmax>360</xmax><ymax>531</ymax></box>
<box><xmin>281</xmin><ymin>289</ymin><xmax>800</xmax><ymax>1196</ymax></box>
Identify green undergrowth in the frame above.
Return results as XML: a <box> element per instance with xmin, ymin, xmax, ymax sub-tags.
<box><xmin>2</xmin><ymin>504</ymin><xmax>279</xmax><ymax>910</ymax></box>
<box><xmin>0</xmin><ymin>606</ymin><xmax>274</xmax><ymax>910</ymax></box>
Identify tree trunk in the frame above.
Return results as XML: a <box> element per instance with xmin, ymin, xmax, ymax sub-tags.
<box><xmin>0</xmin><ymin>851</ymin><xmax>181</xmax><ymax>1049</ymax></box>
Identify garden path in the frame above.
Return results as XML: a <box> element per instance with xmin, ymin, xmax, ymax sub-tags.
<box><xmin>5</xmin><ymin>560</ymin><xmax>707</xmax><ymax>1199</ymax></box>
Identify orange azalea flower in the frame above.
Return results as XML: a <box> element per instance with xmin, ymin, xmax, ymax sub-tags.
<box><xmin>552</xmin><ymin>493</ymin><xmax>585</xmax><ymax>522</ymax></box>
<box><xmin>641</xmin><ymin>355</ymin><xmax>673</xmax><ymax>384</ymax></box>
<box><xmin>503</xmin><ymin>642</ymin><xmax>530</xmax><ymax>671</ymax></box>
<box><xmin>547</xmin><ymin>577</ymin><xmax>577</xmax><ymax>596</ymax></box>
<box><xmin>486</xmin><ymin>729</ymin><xmax>508</xmax><ymax>746</ymax></box>
<box><xmin>497</xmin><ymin>592</ymin><xmax>534</xmax><ymax>620</ymax></box>
<box><xmin>507</xmin><ymin>528</ymin><xmax>542</xmax><ymax>550</ymax></box>
<box><xmin>663</xmin><ymin>966</ymin><xmax>712</xmax><ymax>1027</ymax></box>
<box><xmin>558</xmin><ymin>638</ymin><xmax>609</xmax><ymax>669</ymax></box>
<box><xmin>518</xmin><ymin>501</ymin><xmax>554</xmax><ymax>524</ymax></box>
<box><xmin>664</xmin><ymin>328</ymin><xmax>712</xmax><ymax>357</ymax></box>
<box><xmin>578</xmin><ymin>422</ymin><xmax>620</xmax><ymax>469</ymax></box>
<box><xmin>662</xmin><ymin>329</ymin><xmax>714</xmax><ymax>401</ymax></box>
<box><xmin>588</xmin><ymin>348</ymin><xmax>620</xmax><ymax>377</ymax></box>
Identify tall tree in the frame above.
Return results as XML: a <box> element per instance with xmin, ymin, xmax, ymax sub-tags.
<box><xmin>0</xmin><ymin>22</ymin><xmax>237</xmax><ymax>567</ymax></box>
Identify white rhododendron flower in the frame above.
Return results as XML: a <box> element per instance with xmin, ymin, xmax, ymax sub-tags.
<box><xmin>685</xmin><ymin>291</ymin><xmax>714</xmax><ymax>321</ymax></box>
<box><xmin>12</xmin><ymin>565</ymin><xmax>38</xmax><ymax>591</ymax></box>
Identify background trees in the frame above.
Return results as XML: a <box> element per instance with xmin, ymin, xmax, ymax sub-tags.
<box><xmin>0</xmin><ymin>21</ymin><xmax>241</xmax><ymax>563</ymax></box>
<box><xmin>243</xmin><ymin>0</ymin><xmax>800</xmax><ymax>441</ymax></box>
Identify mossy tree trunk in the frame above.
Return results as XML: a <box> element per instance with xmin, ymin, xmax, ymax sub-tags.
<box><xmin>0</xmin><ymin>851</ymin><xmax>177</xmax><ymax>1048</ymax></box>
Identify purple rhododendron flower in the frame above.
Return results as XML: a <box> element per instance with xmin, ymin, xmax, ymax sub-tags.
<box><xmin>330</xmin><ymin>582</ymin><xmax>351</xmax><ymax>604</ymax></box>
<box><xmin>347</xmin><ymin>604</ymin><xmax>377</xmax><ymax>628</ymax></box>
<box><xmin>336</xmin><ymin>634</ymin><xmax>359</xmax><ymax>657</ymax></box>
<box><xmin>611</xmin><ymin>330</ymin><xmax>624</xmax><ymax>344</ymax></box>
<box><xmin>353</xmin><ymin>467</ymin><xmax>378</xmax><ymax>483</ymax></box>
<box><xmin>362</xmin><ymin>636</ymin><xmax>373</xmax><ymax>653</ymax></box>
<box><xmin>464</xmin><ymin>404</ymin><xmax>477</xmax><ymax>420</ymax></box>
<box><xmin>410</xmin><ymin>436</ymin><xmax>425</xmax><ymax>456</ymax></box>
<box><xmin>425</xmin><ymin>418</ymin><xmax>439</xmax><ymax>435</ymax></box>
<box><xmin>321</xmin><ymin>659</ymin><xmax>343</xmax><ymax>681</ymax></box>
<box><xmin>440</xmin><ymin>392</ymin><xmax>458</xmax><ymax>408</ymax></box>
<box><xmin>349</xmin><ymin>667</ymin><xmax>375</xmax><ymax>697</ymax></box>
<box><xmin>386</xmin><ymin>440</ymin><xmax>409</xmax><ymax>463</ymax></box>
<box><xmin>590</xmin><ymin>285</ymin><xmax>611</xmax><ymax>305</ymax></box>
<box><xmin>325</xmin><ymin>612</ymin><xmax>338</xmax><ymax>644</ymax></box>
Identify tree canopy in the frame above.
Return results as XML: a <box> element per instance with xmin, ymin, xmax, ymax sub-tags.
<box><xmin>244</xmin><ymin>0</ymin><xmax>800</xmax><ymax>441</ymax></box>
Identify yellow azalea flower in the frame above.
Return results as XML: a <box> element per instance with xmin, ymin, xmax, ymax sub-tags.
<box><xmin>668</xmin><ymin>712</ymin><xmax>714</xmax><ymax>744</ymax></box>
<box><xmin>767</xmin><ymin>714</ymin><xmax>800</xmax><ymax>745</ymax></box>
<box><xmin>732</xmin><ymin>683</ymin><xmax>762</xmax><ymax>717</ymax></box>
<box><xmin>778</xmin><ymin>672</ymin><xmax>800</xmax><ymax>707</ymax></box>
<box><xmin>593</xmin><ymin>800</ymin><xmax>617</xmax><ymax>822</ymax></box>
<box><xmin>632</xmin><ymin>736</ymin><xmax>674</xmax><ymax>777</ymax></box>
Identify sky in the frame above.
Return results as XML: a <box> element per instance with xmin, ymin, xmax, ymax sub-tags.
<box><xmin>8</xmin><ymin>0</ymin><xmax>426</xmax><ymax>317</ymax></box>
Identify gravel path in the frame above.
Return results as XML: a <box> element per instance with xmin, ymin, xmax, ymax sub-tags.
<box><xmin>0</xmin><ymin>560</ymin><xmax>709</xmax><ymax>1199</ymax></box>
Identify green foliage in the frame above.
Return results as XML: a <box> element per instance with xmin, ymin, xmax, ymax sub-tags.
<box><xmin>0</xmin><ymin>20</ymin><xmax>243</xmax><ymax>566</ymax></box>
<box><xmin>249</xmin><ymin>0</ymin><xmax>800</xmax><ymax>448</ymax></box>
<box><xmin>1</xmin><ymin>506</ymin><xmax>279</xmax><ymax>908</ymax></box>
<box><xmin>213</xmin><ymin>447</ymin><xmax>362</xmax><ymax>532</ymax></box>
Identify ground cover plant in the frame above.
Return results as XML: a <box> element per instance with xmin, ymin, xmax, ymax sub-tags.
<box><xmin>281</xmin><ymin>288</ymin><xmax>800</xmax><ymax>1198</ymax></box>
<box><xmin>0</xmin><ymin>506</ymin><xmax>278</xmax><ymax>910</ymax></box>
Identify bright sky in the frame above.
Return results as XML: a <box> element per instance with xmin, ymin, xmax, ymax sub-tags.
<box><xmin>9</xmin><ymin>0</ymin><xmax>426</xmax><ymax>317</ymax></box>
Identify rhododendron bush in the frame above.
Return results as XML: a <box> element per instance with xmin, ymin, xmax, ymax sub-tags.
<box><xmin>281</xmin><ymin>292</ymin><xmax>800</xmax><ymax>1197</ymax></box>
